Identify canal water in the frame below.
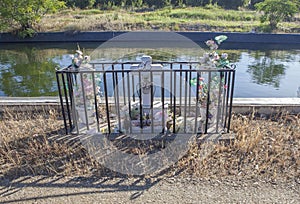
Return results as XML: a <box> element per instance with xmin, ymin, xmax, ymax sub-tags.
<box><xmin>0</xmin><ymin>42</ymin><xmax>299</xmax><ymax>98</ymax></box>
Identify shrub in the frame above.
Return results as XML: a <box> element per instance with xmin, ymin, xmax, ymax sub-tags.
<box><xmin>255</xmin><ymin>0</ymin><xmax>298</xmax><ymax>31</ymax></box>
<box><xmin>0</xmin><ymin>0</ymin><xmax>65</xmax><ymax>37</ymax></box>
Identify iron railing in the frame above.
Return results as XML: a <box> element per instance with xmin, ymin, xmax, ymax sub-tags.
<box><xmin>56</xmin><ymin>61</ymin><xmax>235</xmax><ymax>136</ymax></box>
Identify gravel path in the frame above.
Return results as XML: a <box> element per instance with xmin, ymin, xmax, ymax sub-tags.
<box><xmin>0</xmin><ymin>176</ymin><xmax>299</xmax><ymax>203</ymax></box>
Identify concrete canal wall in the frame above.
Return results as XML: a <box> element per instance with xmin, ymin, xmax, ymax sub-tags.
<box><xmin>1</xmin><ymin>31</ymin><xmax>300</xmax><ymax>49</ymax></box>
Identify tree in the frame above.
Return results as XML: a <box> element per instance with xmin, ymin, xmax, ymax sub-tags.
<box><xmin>0</xmin><ymin>0</ymin><xmax>65</xmax><ymax>37</ymax></box>
<box><xmin>255</xmin><ymin>0</ymin><xmax>299</xmax><ymax>31</ymax></box>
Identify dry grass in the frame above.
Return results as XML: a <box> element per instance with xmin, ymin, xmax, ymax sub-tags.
<box><xmin>0</xmin><ymin>107</ymin><xmax>299</xmax><ymax>182</ymax></box>
<box><xmin>0</xmin><ymin>107</ymin><xmax>103</xmax><ymax>178</ymax></box>
<box><xmin>177</xmin><ymin>113</ymin><xmax>300</xmax><ymax>182</ymax></box>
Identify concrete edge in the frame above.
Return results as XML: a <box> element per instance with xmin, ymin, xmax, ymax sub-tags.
<box><xmin>232</xmin><ymin>98</ymin><xmax>300</xmax><ymax>114</ymax></box>
<box><xmin>232</xmin><ymin>98</ymin><xmax>300</xmax><ymax>106</ymax></box>
<box><xmin>0</xmin><ymin>97</ymin><xmax>299</xmax><ymax>114</ymax></box>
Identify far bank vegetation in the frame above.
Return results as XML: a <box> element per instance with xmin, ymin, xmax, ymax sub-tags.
<box><xmin>0</xmin><ymin>0</ymin><xmax>299</xmax><ymax>37</ymax></box>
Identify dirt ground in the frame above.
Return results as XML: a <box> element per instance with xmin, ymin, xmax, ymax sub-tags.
<box><xmin>0</xmin><ymin>176</ymin><xmax>299</xmax><ymax>204</ymax></box>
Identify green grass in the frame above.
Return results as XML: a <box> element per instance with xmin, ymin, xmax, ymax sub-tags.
<box><xmin>76</xmin><ymin>9</ymin><xmax>104</xmax><ymax>15</ymax></box>
<box><xmin>32</xmin><ymin>7</ymin><xmax>299</xmax><ymax>33</ymax></box>
<box><xmin>167</xmin><ymin>7</ymin><xmax>258</xmax><ymax>21</ymax></box>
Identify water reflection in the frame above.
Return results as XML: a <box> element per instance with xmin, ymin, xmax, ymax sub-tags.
<box><xmin>247</xmin><ymin>51</ymin><xmax>286</xmax><ymax>88</ymax></box>
<box><xmin>0</xmin><ymin>47</ymin><xmax>60</xmax><ymax>96</ymax></box>
<box><xmin>0</xmin><ymin>44</ymin><xmax>299</xmax><ymax>97</ymax></box>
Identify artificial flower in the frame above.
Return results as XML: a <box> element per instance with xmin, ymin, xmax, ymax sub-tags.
<box><xmin>202</xmin><ymin>35</ymin><xmax>230</xmax><ymax>69</ymax></box>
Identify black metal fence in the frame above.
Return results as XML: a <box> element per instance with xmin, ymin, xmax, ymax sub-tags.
<box><xmin>56</xmin><ymin>61</ymin><xmax>235</xmax><ymax>136</ymax></box>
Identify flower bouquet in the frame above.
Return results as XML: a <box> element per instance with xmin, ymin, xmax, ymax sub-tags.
<box><xmin>74</xmin><ymin>74</ymin><xmax>100</xmax><ymax>125</ymax></box>
<box><xmin>190</xmin><ymin>35</ymin><xmax>233</xmax><ymax>131</ymax></box>
<box><xmin>69</xmin><ymin>45</ymin><xmax>91</xmax><ymax>69</ymax></box>
<box><xmin>70</xmin><ymin>47</ymin><xmax>102</xmax><ymax>125</ymax></box>
<box><xmin>200</xmin><ymin>35</ymin><xmax>230</xmax><ymax>69</ymax></box>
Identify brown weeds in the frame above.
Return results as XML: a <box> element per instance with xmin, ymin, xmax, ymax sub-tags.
<box><xmin>0</xmin><ymin>107</ymin><xmax>99</xmax><ymax>178</ymax></box>
<box><xmin>176</xmin><ymin>113</ymin><xmax>300</xmax><ymax>181</ymax></box>
<box><xmin>0</xmin><ymin>107</ymin><xmax>299</xmax><ymax>181</ymax></box>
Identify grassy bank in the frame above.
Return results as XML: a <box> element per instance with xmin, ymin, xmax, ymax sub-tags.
<box><xmin>35</xmin><ymin>7</ymin><xmax>300</xmax><ymax>33</ymax></box>
<box><xmin>0</xmin><ymin>107</ymin><xmax>299</xmax><ymax>182</ymax></box>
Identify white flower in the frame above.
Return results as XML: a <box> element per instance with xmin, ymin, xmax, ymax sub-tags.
<box><xmin>221</xmin><ymin>53</ymin><xmax>228</xmax><ymax>59</ymax></box>
<box><xmin>70</xmin><ymin>48</ymin><xmax>90</xmax><ymax>69</ymax></box>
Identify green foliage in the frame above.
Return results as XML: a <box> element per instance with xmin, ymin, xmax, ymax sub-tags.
<box><xmin>94</xmin><ymin>0</ymin><xmax>115</xmax><ymax>9</ymax></box>
<box><xmin>94</xmin><ymin>0</ymin><xmax>143</xmax><ymax>9</ymax></box>
<box><xmin>0</xmin><ymin>0</ymin><xmax>65</xmax><ymax>37</ymax></box>
<box><xmin>65</xmin><ymin>0</ymin><xmax>95</xmax><ymax>9</ymax></box>
<box><xmin>95</xmin><ymin>0</ymin><xmax>173</xmax><ymax>8</ymax></box>
<box><xmin>77</xmin><ymin>9</ymin><xmax>103</xmax><ymax>15</ymax></box>
<box><xmin>216</xmin><ymin>0</ymin><xmax>245</xmax><ymax>9</ymax></box>
<box><xmin>185</xmin><ymin>0</ymin><xmax>213</xmax><ymax>7</ymax></box>
<box><xmin>247</xmin><ymin>0</ymin><xmax>264</xmax><ymax>10</ymax></box>
<box><xmin>255</xmin><ymin>0</ymin><xmax>298</xmax><ymax>31</ymax></box>
<box><xmin>132</xmin><ymin>0</ymin><xmax>144</xmax><ymax>8</ymax></box>
<box><xmin>256</xmin><ymin>24</ymin><xmax>273</xmax><ymax>33</ymax></box>
<box><xmin>183</xmin><ymin>0</ymin><xmax>246</xmax><ymax>9</ymax></box>
<box><xmin>93</xmin><ymin>0</ymin><xmax>210</xmax><ymax>9</ymax></box>
<box><xmin>168</xmin><ymin>7</ymin><xmax>258</xmax><ymax>21</ymax></box>
<box><xmin>292</xmin><ymin>0</ymin><xmax>300</xmax><ymax>11</ymax></box>
<box><xmin>171</xmin><ymin>0</ymin><xmax>185</xmax><ymax>7</ymax></box>
<box><xmin>61</xmin><ymin>0</ymin><xmax>300</xmax><ymax>11</ymax></box>
<box><xmin>17</xmin><ymin>28</ymin><xmax>37</xmax><ymax>39</ymax></box>
<box><xmin>144</xmin><ymin>0</ymin><xmax>172</xmax><ymax>8</ymax></box>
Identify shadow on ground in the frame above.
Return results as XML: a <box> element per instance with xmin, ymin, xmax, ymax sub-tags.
<box><xmin>0</xmin><ymin>127</ymin><xmax>188</xmax><ymax>203</ymax></box>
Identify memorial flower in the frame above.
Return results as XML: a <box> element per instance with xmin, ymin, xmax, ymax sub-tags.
<box><xmin>69</xmin><ymin>48</ymin><xmax>103</xmax><ymax>125</ymax></box>
<box><xmin>190</xmin><ymin>35</ymin><xmax>233</xmax><ymax>123</ymax></box>
<box><xmin>201</xmin><ymin>35</ymin><xmax>230</xmax><ymax>69</ymax></box>
<box><xmin>69</xmin><ymin>45</ymin><xmax>91</xmax><ymax>69</ymax></box>
<box><xmin>74</xmin><ymin>73</ymin><xmax>100</xmax><ymax>107</ymax></box>
<box><xmin>69</xmin><ymin>47</ymin><xmax>101</xmax><ymax>108</ymax></box>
